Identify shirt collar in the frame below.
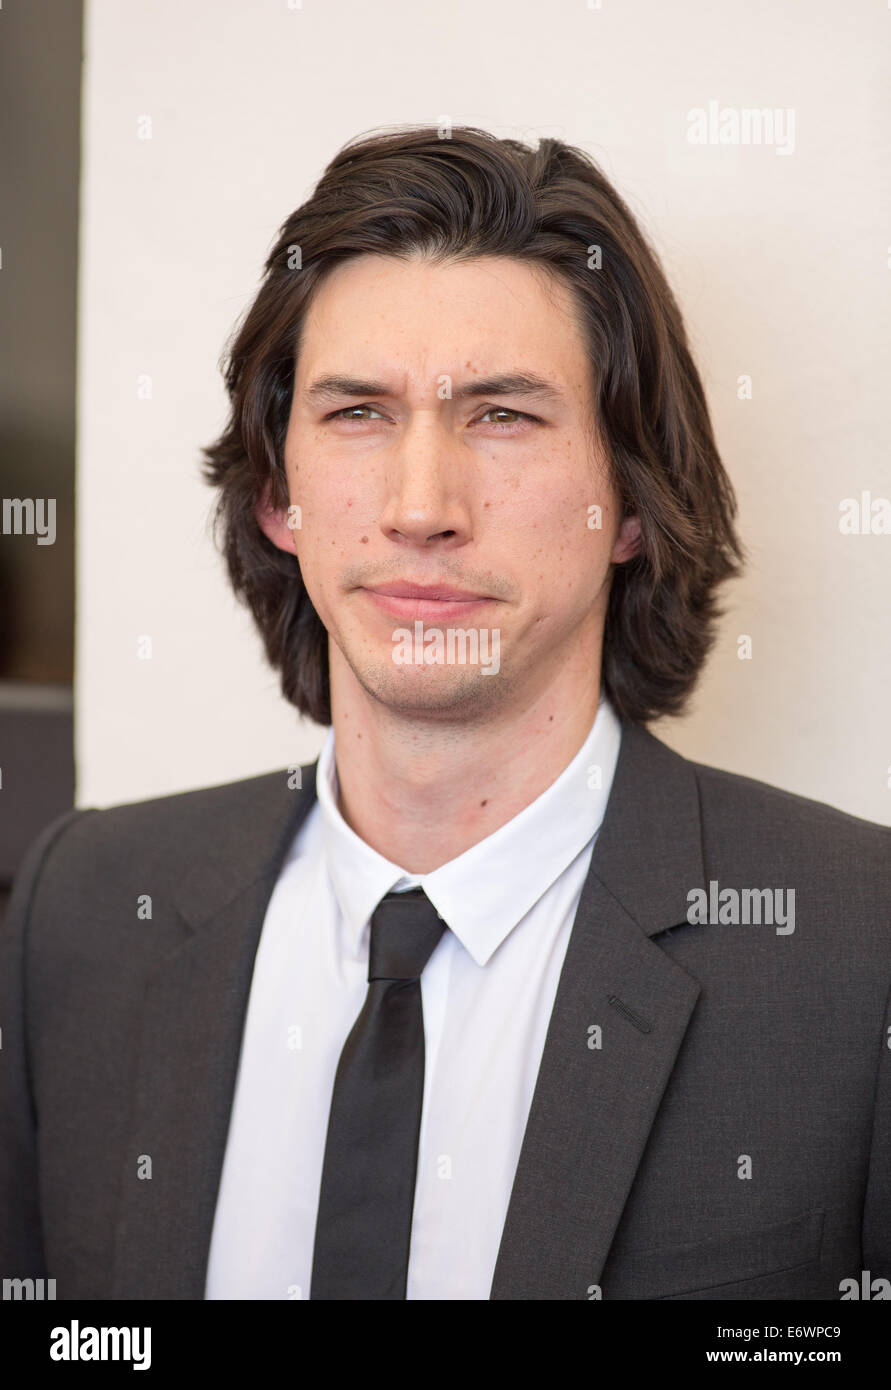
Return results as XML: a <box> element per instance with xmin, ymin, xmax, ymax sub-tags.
<box><xmin>315</xmin><ymin>695</ymin><xmax>622</xmax><ymax>967</ymax></box>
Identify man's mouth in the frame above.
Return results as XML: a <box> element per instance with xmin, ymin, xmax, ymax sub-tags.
<box><xmin>360</xmin><ymin>580</ymin><xmax>497</xmax><ymax>622</ymax></box>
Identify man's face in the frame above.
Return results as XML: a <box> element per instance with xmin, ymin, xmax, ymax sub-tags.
<box><xmin>262</xmin><ymin>252</ymin><xmax>639</xmax><ymax>721</ymax></box>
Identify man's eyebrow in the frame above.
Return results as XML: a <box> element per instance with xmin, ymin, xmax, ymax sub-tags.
<box><xmin>303</xmin><ymin>372</ymin><xmax>565</xmax><ymax>405</ymax></box>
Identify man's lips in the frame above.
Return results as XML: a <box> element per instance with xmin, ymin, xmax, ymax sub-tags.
<box><xmin>366</xmin><ymin>580</ymin><xmax>489</xmax><ymax>600</ymax></box>
<box><xmin>359</xmin><ymin>581</ymin><xmax>497</xmax><ymax>621</ymax></box>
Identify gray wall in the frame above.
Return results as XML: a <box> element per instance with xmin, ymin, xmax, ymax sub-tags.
<box><xmin>0</xmin><ymin>0</ymin><xmax>81</xmax><ymax>907</ymax></box>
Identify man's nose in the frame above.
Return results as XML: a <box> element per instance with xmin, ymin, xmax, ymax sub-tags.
<box><xmin>378</xmin><ymin>413</ymin><xmax>473</xmax><ymax>546</ymax></box>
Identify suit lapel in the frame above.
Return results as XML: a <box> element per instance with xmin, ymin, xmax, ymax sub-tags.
<box><xmin>110</xmin><ymin>764</ymin><xmax>319</xmax><ymax>1298</ymax></box>
<box><xmin>490</xmin><ymin>721</ymin><xmax>704</xmax><ymax>1299</ymax></box>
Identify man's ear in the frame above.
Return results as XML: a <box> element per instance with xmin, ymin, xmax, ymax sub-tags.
<box><xmin>611</xmin><ymin>513</ymin><xmax>641</xmax><ymax>565</ymax></box>
<box><xmin>255</xmin><ymin>480</ymin><xmax>297</xmax><ymax>555</ymax></box>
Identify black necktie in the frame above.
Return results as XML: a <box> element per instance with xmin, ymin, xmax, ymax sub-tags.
<box><xmin>309</xmin><ymin>886</ymin><xmax>446</xmax><ymax>1300</ymax></box>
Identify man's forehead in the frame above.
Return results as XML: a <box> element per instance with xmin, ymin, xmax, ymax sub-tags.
<box><xmin>292</xmin><ymin>254</ymin><xmax>589</xmax><ymax>402</ymax></box>
<box><xmin>299</xmin><ymin>252</ymin><xmax>582</xmax><ymax>339</ymax></box>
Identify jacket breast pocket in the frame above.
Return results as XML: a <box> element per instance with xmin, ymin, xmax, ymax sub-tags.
<box><xmin>608</xmin><ymin>1208</ymin><xmax>825</xmax><ymax>1300</ymax></box>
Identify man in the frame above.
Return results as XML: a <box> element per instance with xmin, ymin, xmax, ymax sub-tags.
<box><xmin>1</xmin><ymin>126</ymin><xmax>889</xmax><ymax>1301</ymax></box>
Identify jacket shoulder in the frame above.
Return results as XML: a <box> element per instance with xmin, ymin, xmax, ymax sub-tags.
<box><xmin>78</xmin><ymin>764</ymin><xmax>309</xmax><ymax>840</ymax></box>
<box><xmin>682</xmin><ymin>754</ymin><xmax>891</xmax><ymax>932</ymax></box>
<box><xmin>6</xmin><ymin>763</ymin><xmax>318</xmax><ymax>931</ymax></box>
<box><xmin>688</xmin><ymin>754</ymin><xmax>891</xmax><ymax>855</ymax></box>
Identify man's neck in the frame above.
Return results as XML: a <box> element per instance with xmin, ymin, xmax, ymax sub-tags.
<box><xmin>329</xmin><ymin>659</ymin><xmax>604</xmax><ymax>875</ymax></box>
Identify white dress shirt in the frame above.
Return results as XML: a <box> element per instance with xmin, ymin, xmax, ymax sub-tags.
<box><xmin>204</xmin><ymin>695</ymin><xmax>622</xmax><ymax>1300</ymax></box>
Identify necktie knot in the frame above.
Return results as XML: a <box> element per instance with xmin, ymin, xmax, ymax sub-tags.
<box><xmin>368</xmin><ymin>886</ymin><xmax>446</xmax><ymax>982</ymax></box>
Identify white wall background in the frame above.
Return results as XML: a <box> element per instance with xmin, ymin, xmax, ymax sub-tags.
<box><xmin>76</xmin><ymin>0</ymin><xmax>891</xmax><ymax>823</ymax></box>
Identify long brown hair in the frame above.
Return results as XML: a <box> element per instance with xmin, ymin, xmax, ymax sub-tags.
<box><xmin>201</xmin><ymin>124</ymin><xmax>744</xmax><ymax>726</ymax></box>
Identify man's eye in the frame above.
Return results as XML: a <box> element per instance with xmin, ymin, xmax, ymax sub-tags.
<box><xmin>326</xmin><ymin>405</ymin><xmax>386</xmax><ymax>422</ymax></box>
<box><xmin>478</xmin><ymin>407</ymin><xmax>538</xmax><ymax>429</ymax></box>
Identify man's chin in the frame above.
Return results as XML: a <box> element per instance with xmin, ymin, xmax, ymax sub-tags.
<box><xmin>350</xmin><ymin>660</ymin><xmax>505</xmax><ymax>720</ymax></box>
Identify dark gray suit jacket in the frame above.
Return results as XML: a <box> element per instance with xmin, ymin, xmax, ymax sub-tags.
<box><xmin>2</xmin><ymin>721</ymin><xmax>890</xmax><ymax>1300</ymax></box>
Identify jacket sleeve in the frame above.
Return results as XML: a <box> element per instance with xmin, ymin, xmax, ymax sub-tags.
<box><xmin>862</xmin><ymin>970</ymin><xmax>891</xmax><ymax>1283</ymax></box>
<box><xmin>0</xmin><ymin>808</ymin><xmax>85</xmax><ymax>1280</ymax></box>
